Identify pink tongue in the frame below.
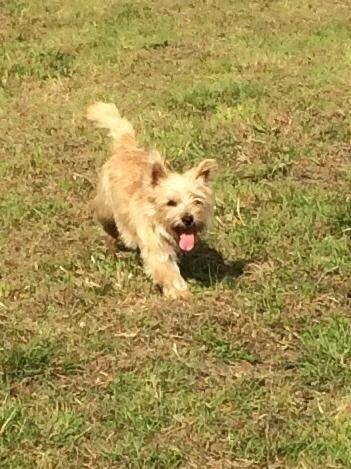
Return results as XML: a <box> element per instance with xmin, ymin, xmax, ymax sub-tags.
<box><xmin>179</xmin><ymin>233</ymin><xmax>195</xmax><ymax>252</ymax></box>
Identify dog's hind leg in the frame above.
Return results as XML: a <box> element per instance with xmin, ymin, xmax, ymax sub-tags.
<box><xmin>93</xmin><ymin>193</ymin><xmax>119</xmax><ymax>239</ymax></box>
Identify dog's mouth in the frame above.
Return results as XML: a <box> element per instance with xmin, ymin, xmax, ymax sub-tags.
<box><xmin>174</xmin><ymin>224</ymin><xmax>202</xmax><ymax>252</ymax></box>
<box><xmin>178</xmin><ymin>230</ymin><xmax>196</xmax><ymax>252</ymax></box>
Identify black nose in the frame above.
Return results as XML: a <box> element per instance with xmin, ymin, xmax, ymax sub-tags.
<box><xmin>182</xmin><ymin>214</ymin><xmax>194</xmax><ymax>227</ymax></box>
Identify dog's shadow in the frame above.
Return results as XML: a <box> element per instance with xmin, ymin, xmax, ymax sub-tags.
<box><xmin>107</xmin><ymin>237</ymin><xmax>247</xmax><ymax>288</ymax></box>
<box><xmin>180</xmin><ymin>241</ymin><xmax>247</xmax><ymax>287</ymax></box>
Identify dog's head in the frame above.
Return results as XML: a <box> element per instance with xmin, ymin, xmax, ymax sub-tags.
<box><xmin>150</xmin><ymin>157</ymin><xmax>217</xmax><ymax>252</ymax></box>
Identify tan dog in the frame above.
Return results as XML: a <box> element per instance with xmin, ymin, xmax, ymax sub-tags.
<box><xmin>87</xmin><ymin>102</ymin><xmax>217</xmax><ymax>298</ymax></box>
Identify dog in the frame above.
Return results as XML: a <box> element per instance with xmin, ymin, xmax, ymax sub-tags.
<box><xmin>86</xmin><ymin>102</ymin><xmax>217</xmax><ymax>298</ymax></box>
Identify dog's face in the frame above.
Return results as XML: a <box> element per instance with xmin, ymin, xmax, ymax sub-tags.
<box><xmin>151</xmin><ymin>159</ymin><xmax>217</xmax><ymax>252</ymax></box>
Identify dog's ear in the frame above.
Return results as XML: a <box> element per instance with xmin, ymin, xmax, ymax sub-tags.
<box><xmin>149</xmin><ymin>150</ymin><xmax>168</xmax><ymax>186</ymax></box>
<box><xmin>191</xmin><ymin>159</ymin><xmax>217</xmax><ymax>182</ymax></box>
<box><xmin>151</xmin><ymin>161</ymin><xmax>168</xmax><ymax>186</ymax></box>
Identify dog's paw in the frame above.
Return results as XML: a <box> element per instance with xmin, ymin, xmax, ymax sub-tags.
<box><xmin>163</xmin><ymin>286</ymin><xmax>191</xmax><ymax>300</ymax></box>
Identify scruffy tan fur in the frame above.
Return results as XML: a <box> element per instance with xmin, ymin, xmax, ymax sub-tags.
<box><xmin>87</xmin><ymin>102</ymin><xmax>217</xmax><ymax>298</ymax></box>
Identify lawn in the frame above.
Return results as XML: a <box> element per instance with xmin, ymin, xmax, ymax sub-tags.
<box><xmin>1</xmin><ymin>0</ymin><xmax>351</xmax><ymax>467</ymax></box>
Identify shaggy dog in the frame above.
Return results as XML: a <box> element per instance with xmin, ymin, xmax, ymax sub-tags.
<box><xmin>87</xmin><ymin>102</ymin><xmax>217</xmax><ymax>298</ymax></box>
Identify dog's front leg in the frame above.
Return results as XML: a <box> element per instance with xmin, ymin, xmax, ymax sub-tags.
<box><xmin>140</xmin><ymin>245</ymin><xmax>189</xmax><ymax>299</ymax></box>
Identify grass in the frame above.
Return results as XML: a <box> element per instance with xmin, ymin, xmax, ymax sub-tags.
<box><xmin>1</xmin><ymin>0</ymin><xmax>351</xmax><ymax>467</ymax></box>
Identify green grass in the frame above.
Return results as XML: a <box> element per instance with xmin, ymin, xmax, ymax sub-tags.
<box><xmin>1</xmin><ymin>0</ymin><xmax>351</xmax><ymax>467</ymax></box>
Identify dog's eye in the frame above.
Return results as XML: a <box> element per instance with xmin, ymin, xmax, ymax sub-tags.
<box><xmin>167</xmin><ymin>199</ymin><xmax>177</xmax><ymax>207</ymax></box>
<box><xmin>194</xmin><ymin>200</ymin><xmax>203</xmax><ymax>206</ymax></box>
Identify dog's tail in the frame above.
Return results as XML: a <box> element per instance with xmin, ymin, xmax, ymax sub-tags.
<box><xmin>86</xmin><ymin>102</ymin><xmax>135</xmax><ymax>145</ymax></box>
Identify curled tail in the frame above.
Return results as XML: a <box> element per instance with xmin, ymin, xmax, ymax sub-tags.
<box><xmin>86</xmin><ymin>102</ymin><xmax>135</xmax><ymax>144</ymax></box>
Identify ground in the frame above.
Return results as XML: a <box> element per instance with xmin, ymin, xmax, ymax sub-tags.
<box><xmin>0</xmin><ymin>0</ymin><xmax>351</xmax><ymax>467</ymax></box>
